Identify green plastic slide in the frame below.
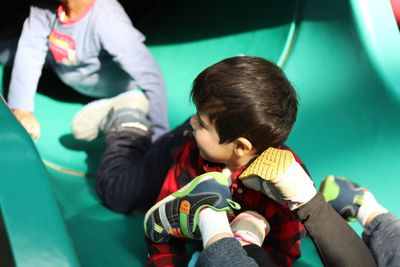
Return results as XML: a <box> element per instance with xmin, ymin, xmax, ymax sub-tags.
<box><xmin>1</xmin><ymin>0</ymin><xmax>399</xmax><ymax>266</ymax></box>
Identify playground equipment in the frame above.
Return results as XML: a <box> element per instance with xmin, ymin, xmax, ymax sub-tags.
<box><xmin>1</xmin><ymin>0</ymin><xmax>399</xmax><ymax>266</ymax></box>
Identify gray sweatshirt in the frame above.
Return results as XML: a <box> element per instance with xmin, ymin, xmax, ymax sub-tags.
<box><xmin>7</xmin><ymin>0</ymin><xmax>169</xmax><ymax>138</ymax></box>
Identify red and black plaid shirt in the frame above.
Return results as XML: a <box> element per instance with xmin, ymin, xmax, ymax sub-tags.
<box><xmin>146</xmin><ymin>139</ymin><xmax>308</xmax><ymax>267</ymax></box>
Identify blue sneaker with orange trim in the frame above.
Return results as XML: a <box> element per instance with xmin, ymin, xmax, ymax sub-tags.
<box><xmin>319</xmin><ymin>175</ymin><xmax>366</xmax><ymax>222</ymax></box>
<box><xmin>144</xmin><ymin>172</ymin><xmax>240</xmax><ymax>243</ymax></box>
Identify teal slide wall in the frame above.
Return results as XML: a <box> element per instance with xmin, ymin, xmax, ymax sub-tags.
<box><xmin>1</xmin><ymin>0</ymin><xmax>399</xmax><ymax>266</ymax></box>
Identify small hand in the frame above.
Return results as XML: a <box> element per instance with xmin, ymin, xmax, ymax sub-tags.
<box><xmin>12</xmin><ymin>109</ymin><xmax>41</xmax><ymax>140</ymax></box>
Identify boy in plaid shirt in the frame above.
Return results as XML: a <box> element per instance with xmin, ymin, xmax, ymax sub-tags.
<box><xmin>72</xmin><ymin>55</ymin><xmax>374</xmax><ymax>266</ymax></box>
<box><xmin>143</xmin><ymin>56</ymin><xmax>311</xmax><ymax>266</ymax></box>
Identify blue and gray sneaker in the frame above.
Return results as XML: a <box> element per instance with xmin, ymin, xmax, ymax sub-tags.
<box><xmin>319</xmin><ymin>175</ymin><xmax>366</xmax><ymax>222</ymax></box>
<box><xmin>144</xmin><ymin>172</ymin><xmax>241</xmax><ymax>243</ymax></box>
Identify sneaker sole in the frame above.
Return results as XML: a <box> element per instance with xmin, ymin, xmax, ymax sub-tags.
<box><xmin>239</xmin><ymin>147</ymin><xmax>294</xmax><ymax>181</ymax></box>
<box><xmin>143</xmin><ymin>172</ymin><xmax>229</xmax><ymax>239</ymax></box>
<box><xmin>71</xmin><ymin>91</ymin><xmax>149</xmax><ymax>141</ymax></box>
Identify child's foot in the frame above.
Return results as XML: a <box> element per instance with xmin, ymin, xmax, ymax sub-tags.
<box><xmin>230</xmin><ymin>211</ymin><xmax>270</xmax><ymax>247</ymax></box>
<box><xmin>239</xmin><ymin>147</ymin><xmax>316</xmax><ymax>210</ymax></box>
<box><xmin>144</xmin><ymin>172</ymin><xmax>240</xmax><ymax>243</ymax></box>
<box><xmin>71</xmin><ymin>90</ymin><xmax>150</xmax><ymax>141</ymax></box>
<box><xmin>320</xmin><ymin>175</ymin><xmax>387</xmax><ymax>225</ymax></box>
<box><xmin>319</xmin><ymin>175</ymin><xmax>365</xmax><ymax>222</ymax></box>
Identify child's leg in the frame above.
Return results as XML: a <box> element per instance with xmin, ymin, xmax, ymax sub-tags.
<box><xmin>97</xmin><ymin>118</ymin><xmax>192</xmax><ymax>213</ymax></box>
<box><xmin>144</xmin><ymin>172</ymin><xmax>260</xmax><ymax>267</ymax></box>
<box><xmin>96</xmin><ymin>130</ymin><xmax>152</xmax><ymax>212</ymax></box>
<box><xmin>72</xmin><ymin>90</ymin><xmax>150</xmax><ymax>142</ymax></box>
<box><xmin>230</xmin><ymin>211</ymin><xmax>276</xmax><ymax>267</ymax></box>
<box><xmin>240</xmin><ymin>148</ymin><xmax>376</xmax><ymax>267</ymax></box>
<box><xmin>239</xmin><ymin>147</ymin><xmax>316</xmax><ymax>209</ymax></box>
<box><xmin>197</xmin><ymin>209</ymin><xmax>276</xmax><ymax>266</ymax></box>
<box><xmin>320</xmin><ymin>176</ymin><xmax>400</xmax><ymax>266</ymax></box>
<box><xmin>319</xmin><ymin>175</ymin><xmax>387</xmax><ymax>225</ymax></box>
<box><xmin>242</xmin><ymin>245</ymin><xmax>275</xmax><ymax>267</ymax></box>
<box><xmin>72</xmin><ymin>90</ymin><xmax>193</xmax><ymax>212</ymax></box>
<box><xmin>144</xmin><ymin>172</ymin><xmax>240</xmax><ymax>243</ymax></box>
<box><xmin>196</xmin><ymin>238</ymin><xmax>258</xmax><ymax>267</ymax></box>
<box><xmin>362</xmin><ymin>213</ymin><xmax>400</xmax><ymax>267</ymax></box>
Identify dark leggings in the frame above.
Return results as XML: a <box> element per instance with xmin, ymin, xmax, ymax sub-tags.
<box><xmin>243</xmin><ymin>244</ymin><xmax>276</xmax><ymax>267</ymax></box>
<box><xmin>96</xmin><ymin>119</ymin><xmax>192</xmax><ymax>213</ymax></box>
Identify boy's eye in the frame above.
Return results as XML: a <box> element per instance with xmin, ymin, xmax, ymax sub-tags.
<box><xmin>197</xmin><ymin>117</ymin><xmax>210</xmax><ymax>130</ymax></box>
<box><xmin>198</xmin><ymin>120</ymin><xmax>206</xmax><ymax>128</ymax></box>
<box><xmin>192</xmin><ymin>113</ymin><xmax>209</xmax><ymax>130</ymax></box>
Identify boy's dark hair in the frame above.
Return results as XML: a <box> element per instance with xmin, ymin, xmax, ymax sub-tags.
<box><xmin>190</xmin><ymin>56</ymin><xmax>298</xmax><ymax>153</ymax></box>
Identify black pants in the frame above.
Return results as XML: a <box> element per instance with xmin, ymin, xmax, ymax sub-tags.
<box><xmin>243</xmin><ymin>244</ymin><xmax>276</xmax><ymax>267</ymax></box>
<box><xmin>96</xmin><ymin>119</ymin><xmax>193</xmax><ymax>213</ymax></box>
<box><xmin>296</xmin><ymin>194</ymin><xmax>377</xmax><ymax>267</ymax></box>
<box><xmin>197</xmin><ymin>195</ymin><xmax>377</xmax><ymax>267</ymax></box>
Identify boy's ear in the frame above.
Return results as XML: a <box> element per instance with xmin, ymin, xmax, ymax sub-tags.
<box><xmin>234</xmin><ymin>137</ymin><xmax>255</xmax><ymax>157</ymax></box>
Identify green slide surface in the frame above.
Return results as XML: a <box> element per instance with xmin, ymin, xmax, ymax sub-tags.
<box><xmin>1</xmin><ymin>0</ymin><xmax>399</xmax><ymax>266</ymax></box>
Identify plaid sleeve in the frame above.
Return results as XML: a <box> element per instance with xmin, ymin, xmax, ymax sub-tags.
<box><xmin>146</xmin><ymin>237</ymin><xmax>187</xmax><ymax>267</ymax></box>
<box><xmin>262</xmin><ymin>200</ymin><xmax>306</xmax><ymax>266</ymax></box>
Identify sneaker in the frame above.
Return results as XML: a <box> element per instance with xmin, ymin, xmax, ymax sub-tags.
<box><xmin>144</xmin><ymin>172</ymin><xmax>241</xmax><ymax>243</ymax></box>
<box><xmin>99</xmin><ymin>107</ymin><xmax>150</xmax><ymax>134</ymax></box>
<box><xmin>230</xmin><ymin>211</ymin><xmax>270</xmax><ymax>247</ymax></box>
<box><xmin>239</xmin><ymin>147</ymin><xmax>316</xmax><ymax>209</ymax></box>
<box><xmin>71</xmin><ymin>90</ymin><xmax>150</xmax><ymax>141</ymax></box>
<box><xmin>319</xmin><ymin>175</ymin><xmax>365</xmax><ymax>222</ymax></box>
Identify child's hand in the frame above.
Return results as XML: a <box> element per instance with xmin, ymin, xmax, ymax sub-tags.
<box><xmin>12</xmin><ymin>109</ymin><xmax>41</xmax><ymax>140</ymax></box>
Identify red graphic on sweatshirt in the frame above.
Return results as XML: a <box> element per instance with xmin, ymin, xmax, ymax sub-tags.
<box><xmin>48</xmin><ymin>30</ymin><xmax>77</xmax><ymax>65</ymax></box>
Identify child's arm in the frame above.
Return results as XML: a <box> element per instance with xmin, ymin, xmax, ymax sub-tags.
<box><xmin>7</xmin><ymin>3</ymin><xmax>55</xmax><ymax>138</ymax></box>
<box><xmin>97</xmin><ymin>3</ymin><xmax>169</xmax><ymax>140</ymax></box>
<box><xmin>146</xmin><ymin>237</ymin><xmax>187</xmax><ymax>267</ymax></box>
<box><xmin>11</xmin><ymin>109</ymin><xmax>40</xmax><ymax>139</ymax></box>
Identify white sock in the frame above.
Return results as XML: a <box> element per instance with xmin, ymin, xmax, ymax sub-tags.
<box><xmin>357</xmin><ymin>191</ymin><xmax>388</xmax><ymax>226</ymax></box>
<box><xmin>230</xmin><ymin>211</ymin><xmax>270</xmax><ymax>247</ymax></box>
<box><xmin>234</xmin><ymin>230</ymin><xmax>262</xmax><ymax>246</ymax></box>
<box><xmin>273</xmin><ymin>161</ymin><xmax>317</xmax><ymax>209</ymax></box>
<box><xmin>198</xmin><ymin>208</ymin><xmax>232</xmax><ymax>248</ymax></box>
